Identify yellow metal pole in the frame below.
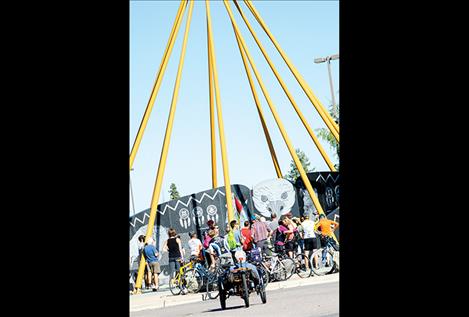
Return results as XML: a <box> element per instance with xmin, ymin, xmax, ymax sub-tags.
<box><xmin>234</xmin><ymin>30</ymin><xmax>282</xmax><ymax>178</ymax></box>
<box><xmin>129</xmin><ymin>0</ymin><xmax>188</xmax><ymax>170</ymax></box>
<box><xmin>243</xmin><ymin>0</ymin><xmax>340</xmax><ymax>141</ymax></box>
<box><xmin>233</xmin><ymin>0</ymin><xmax>336</xmax><ymax>171</ymax></box>
<box><xmin>134</xmin><ymin>0</ymin><xmax>195</xmax><ymax>291</ymax></box>
<box><xmin>207</xmin><ymin>22</ymin><xmax>217</xmax><ymax>189</ymax></box>
<box><xmin>223</xmin><ymin>0</ymin><xmax>335</xmax><ymax>234</ymax></box>
<box><xmin>206</xmin><ymin>0</ymin><xmax>235</xmax><ymax>223</ymax></box>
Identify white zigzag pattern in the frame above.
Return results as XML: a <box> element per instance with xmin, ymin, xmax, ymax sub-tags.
<box><xmin>129</xmin><ymin>189</ymin><xmax>226</xmax><ymax>228</ymax></box>
<box><xmin>315</xmin><ymin>173</ymin><xmax>340</xmax><ymax>184</ymax></box>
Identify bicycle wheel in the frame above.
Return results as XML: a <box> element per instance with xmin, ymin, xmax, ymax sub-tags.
<box><xmin>310</xmin><ymin>248</ymin><xmax>335</xmax><ymax>276</ymax></box>
<box><xmin>169</xmin><ymin>274</ymin><xmax>181</xmax><ymax>295</ymax></box>
<box><xmin>272</xmin><ymin>264</ymin><xmax>287</xmax><ymax>281</ymax></box>
<box><xmin>257</xmin><ymin>265</ymin><xmax>269</xmax><ymax>286</ymax></box>
<box><xmin>280</xmin><ymin>257</ymin><xmax>295</xmax><ymax>280</ymax></box>
<box><xmin>206</xmin><ymin>274</ymin><xmax>220</xmax><ymax>299</ymax></box>
<box><xmin>241</xmin><ymin>273</ymin><xmax>250</xmax><ymax>308</ymax></box>
<box><xmin>219</xmin><ymin>285</ymin><xmax>227</xmax><ymax>310</ymax></box>
<box><xmin>295</xmin><ymin>253</ymin><xmax>312</xmax><ymax>278</ymax></box>
<box><xmin>182</xmin><ymin>268</ymin><xmax>203</xmax><ymax>293</ymax></box>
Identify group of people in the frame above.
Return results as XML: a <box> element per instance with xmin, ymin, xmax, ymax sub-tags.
<box><xmin>134</xmin><ymin>211</ymin><xmax>339</xmax><ymax>292</ymax></box>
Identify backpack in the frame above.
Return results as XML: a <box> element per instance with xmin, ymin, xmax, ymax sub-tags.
<box><xmin>249</xmin><ymin>247</ymin><xmax>262</xmax><ymax>263</ymax></box>
<box><xmin>274</xmin><ymin>227</ymin><xmax>286</xmax><ymax>244</ymax></box>
<box><xmin>210</xmin><ymin>236</ymin><xmax>229</xmax><ymax>256</ymax></box>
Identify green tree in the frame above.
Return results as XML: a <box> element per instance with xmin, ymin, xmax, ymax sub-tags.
<box><xmin>284</xmin><ymin>148</ymin><xmax>315</xmax><ymax>182</ymax></box>
<box><xmin>316</xmin><ymin>103</ymin><xmax>340</xmax><ymax>169</ymax></box>
<box><xmin>169</xmin><ymin>183</ymin><xmax>181</xmax><ymax>200</ymax></box>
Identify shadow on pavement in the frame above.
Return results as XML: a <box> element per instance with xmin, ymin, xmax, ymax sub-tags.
<box><xmin>203</xmin><ymin>305</ymin><xmax>246</xmax><ymax>313</ymax></box>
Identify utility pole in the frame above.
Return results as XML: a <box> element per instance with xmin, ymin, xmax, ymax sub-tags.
<box><xmin>314</xmin><ymin>54</ymin><xmax>339</xmax><ymax>120</ymax></box>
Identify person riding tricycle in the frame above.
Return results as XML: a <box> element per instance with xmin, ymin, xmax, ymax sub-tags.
<box><xmin>216</xmin><ymin>249</ymin><xmax>267</xmax><ymax>309</ymax></box>
<box><xmin>206</xmin><ymin>227</ymin><xmax>267</xmax><ymax>309</ymax></box>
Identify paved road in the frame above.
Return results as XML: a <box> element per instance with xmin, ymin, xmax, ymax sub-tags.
<box><xmin>130</xmin><ymin>281</ymin><xmax>339</xmax><ymax>317</ymax></box>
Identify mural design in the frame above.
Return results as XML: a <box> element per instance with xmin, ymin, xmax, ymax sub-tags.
<box><xmin>252</xmin><ymin>178</ymin><xmax>297</xmax><ymax>218</ymax></box>
<box><xmin>129</xmin><ymin>184</ymin><xmax>253</xmax><ymax>285</ymax></box>
<box><xmin>295</xmin><ymin>172</ymin><xmax>340</xmax><ymax>217</ymax></box>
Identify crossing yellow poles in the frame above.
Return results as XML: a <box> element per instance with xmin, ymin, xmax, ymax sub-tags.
<box><xmin>207</xmin><ymin>24</ymin><xmax>217</xmax><ymax>189</ymax></box>
<box><xmin>223</xmin><ymin>0</ymin><xmax>336</xmax><ymax>242</ymax></box>
<box><xmin>232</xmin><ymin>0</ymin><xmax>336</xmax><ymax>171</ymax></box>
<box><xmin>234</xmin><ymin>30</ymin><xmax>282</xmax><ymax>178</ymax></box>
<box><xmin>129</xmin><ymin>0</ymin><xmax>187</xmax><ymax>170</ymax></box>
<box><xmin>206</xmin><ymin>0</ymin><xmax>235</xmax><ymax>223</ymax></box>
<box><xmin>134</xmin><ymin>0</ymin><xmax>194</xmax><ymax>291</ymax></box>
<box><xmin>243</xmin><ymin>0</ymin><xmax>340</xmax><ymax>141</ymax></box>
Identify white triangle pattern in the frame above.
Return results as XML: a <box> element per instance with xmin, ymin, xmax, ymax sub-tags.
<box><xmin>129</xmin><ymin>189</ymin><xmax>226</xmax><ymax>228</ymax></box>
<box><xmin>314</xmin><ymin>173</ymin><xmax>339</xmax><ymax>184</ymax></box>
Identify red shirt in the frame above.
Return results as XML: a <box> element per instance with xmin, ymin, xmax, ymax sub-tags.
<box><xmin>241</xmin><ymin>227</ymin><xmax>253</xmax><ymax>251</ymax></box>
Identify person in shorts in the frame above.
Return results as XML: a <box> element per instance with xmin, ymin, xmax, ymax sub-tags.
<box><xmin>301</xmin><ymin>215</ymin><xmax>319</xmax><ymax>269</ymax></box>
<box><xmin>282</xmin><ymin>217</ymin><xmax>297</xmax><ymax>258</ymax></box>
<box><xmin>143</xmin><ymin>237</ymin><xmax>161</xmax><ymax>291</ymax></box>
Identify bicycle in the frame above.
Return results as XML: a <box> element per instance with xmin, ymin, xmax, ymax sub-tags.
<box><xmin>169</xmin><ymin>258</ymin><xmax>203</xmax><ymax>295</ymax></box>
<box><xmin>290</xmin><ymin>246</ymin><xmax>313</xmax><ymax>279</ymax></box>
<box><xmin>261</xmin><ymin>246</ymin><xmax>295</xmax><ymax>282</ymax></box>
<box><xmin>203</xmin><ymin>259</ymin><xmax>227</xmax><ymax>300</ymax></box>
<box><xmin>310</xmin><ymin>235</ymin><xmax>339</xmax><ymax>276</ymax></box>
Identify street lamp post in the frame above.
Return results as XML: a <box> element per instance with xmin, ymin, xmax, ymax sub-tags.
<box><xmin>130</xmin><ymin>168</ymin><xmax>136</xmax><ymax>216</ymax></box>
<box><xmin>314</xmin><ymin>54</ymin><xmax>339</xmax><ymax>120</ymax></box>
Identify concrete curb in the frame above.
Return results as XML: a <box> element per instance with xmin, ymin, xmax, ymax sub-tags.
<box><xmin>130</xmin><ymin>273</ymin><xmax>339</xmax><ymax>312</ymax></box>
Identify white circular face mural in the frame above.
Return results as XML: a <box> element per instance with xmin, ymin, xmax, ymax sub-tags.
<box><xmin>192</xmin><ymin>206</ymin><xmax>204</xmax><ymax>224</ymax></box>
<box><xmin>179</xmin><ymin>208</ymin><xmax>191</xmax><ymax>229</ymax></box>
<box><xmin>206</xmin><ymin>205</ymin><xmax>218</xmax><ymax>223</ymax></box>
<box><xmin>252</xmin><ymin>178</ymin><xmax>296</xmax><ymax>218</ymax></box>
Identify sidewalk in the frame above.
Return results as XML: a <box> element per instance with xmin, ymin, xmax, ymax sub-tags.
<box><xmin>130</xmin><ymin>272</ymin><xmax>339</xmax><ymax>312</ymax></box>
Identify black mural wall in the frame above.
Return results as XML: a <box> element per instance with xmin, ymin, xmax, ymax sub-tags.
<box><xmin>129</xmin><ymin>184</ymin><xmax>253</xmax><ymax>284</ymax></box>
<box><xmin>129</xmin><ymin>173</ymin><xmax>340</xmax><ymax>282</ymax></box>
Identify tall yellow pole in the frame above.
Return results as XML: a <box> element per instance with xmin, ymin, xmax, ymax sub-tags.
<box><xmin>223</xmin><ymin>0</ymin><xmax>334</xmax><ymax>231</ymax></box>
<box><xmin>243</xmin><ymin>0</ymin><xmax>340</xmax><ymax>141</ymax></box>
<box><xmin>207</xmin><ymin>22</ymin><xmax>217</xmax><ymax>189</ymax></box>
<box><xmin>233</xmin><ymin>0</ymin><xmax>337</xmax><ymax>171</ymax></box>
<box><xmin>134</xmin><ymin>0</ymin><xmax>195</xmax><ymax>291</ymax></box>
<box><xmin>129</xmin><ymin>0</ymin><xmax>188</xmax><ymax>170</ymax></box>
<box><xmin>206</xmin><ymin>0</ymin><xmax>235</xmax><ymax>223</ymax></box>
<box><xmin>234</xmin><ymin>30</ymin><xmax>282</xmax><ymax>178</ymax></box>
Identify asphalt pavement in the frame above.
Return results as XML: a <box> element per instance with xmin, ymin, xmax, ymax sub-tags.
<box><xmin>130</xmin><ymin>274</ymin><xmax>339</xmax><ymax>317</ymax></box>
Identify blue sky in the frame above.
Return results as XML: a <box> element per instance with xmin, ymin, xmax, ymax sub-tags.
<box><xmin>130</xmin><ymin>0</ymin><xmax>339</xmax><ymax>215</ymax></box>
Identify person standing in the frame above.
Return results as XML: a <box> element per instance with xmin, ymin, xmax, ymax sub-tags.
<box><xmin>163</xmin><ymin>228</ymin><xmax>185</xmax><ymax>279</ymax></box>
<box><xmin>188</xmin><ymin>232</ymin><xmax>203</xmax><ymax>262</ymax></box>
<box><xmin>292</xmin><ymin>217</ymin><xmax>305</xmax><ymax>254</ymax></box>
<box><xmin>314</xmin><ymin>214</ymin><xmax>339</xmax><ymax>250</ymax></box>
<box><xmin>251</xmin><ymin>215</ymin><xmax>271</xmax><ymax>255</ymax></box>
<box><xmin>240</xmin><ymin>220</ymin><xmax>253</xmax><ymax>251</ymax></box>
<box><xmin>280</xmin><ymin>217</ymin><xmax>297</xmax><ymax>258</ymax></box>
<box><xmin>268</xmin><ymin>213</ymin><xmax>279</xmax><ymax>232</ymax></box>
<box><xmin>229</xmin><ymin>220</ymin><xmax>244</xmax><ymax>249</ymax></box>
<box><xmin>143</xmin><ymin>237</ymin><xmax>161</xmax><ymax>292</ymax></box>
<box><xmin>302</xmin><ymin>215</ymin><xmax>319</xmax><ymax>269</ymax></box>
<box><xmin>137</xmin><ymin>235</ymin><xmax>152</xmax><ymax>289</ymax></box>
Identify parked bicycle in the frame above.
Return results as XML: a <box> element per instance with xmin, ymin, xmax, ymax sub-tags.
<box><xmin>261</xmin><ymin>246</ymin><xmax>295</xmax><ymax>282</ymax></box>
<box><xmin>310</xmin><ymin>235</ymin><xmax>339</xmax><ymax>276</ymax></box>
<box><xmin>169</xmin><ymin>258</ymin><xmax>203</xmax><ymax>295</ymax></box>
